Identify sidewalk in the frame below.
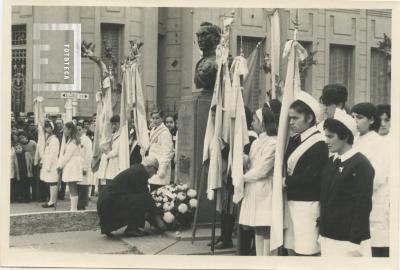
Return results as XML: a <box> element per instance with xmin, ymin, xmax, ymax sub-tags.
<box><xmin>9</xmin><ymin>198</ymin><xmax>237</xmax><ymax>255</ymax></box>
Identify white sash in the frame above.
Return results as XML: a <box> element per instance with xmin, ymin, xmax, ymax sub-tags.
<box><xmin>287</xmin><ymin>132</ymin><xmax>325</xmax><ymax>176</ymax></box>
<box><xmin>149</xmin><ymin>124</ymin><xmax>168</xmax><ymax>144</ymax></box>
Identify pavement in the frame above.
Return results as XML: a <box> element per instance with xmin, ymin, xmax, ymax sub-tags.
<box><xmin>9</xmin><ymin>196</ymin><xmax>237</xmax><ymax>255</ymax></box>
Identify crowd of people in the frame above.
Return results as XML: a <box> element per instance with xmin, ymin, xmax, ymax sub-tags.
<box><xmin>10</xmin><ymin>83</ymin><xmax>391</xmax><ymax>258</ymax></box>
<box><xmin>210</xmin><ymin>83</ymin><xmax>391</xmax><ymax>258</ymax></box>
<box><xmin>10</xmin><ymin>110</ymin><xmax>179</xmax><ymax>211</ymax></box>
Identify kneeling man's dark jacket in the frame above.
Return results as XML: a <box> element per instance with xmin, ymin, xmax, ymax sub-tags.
<box><xmin>97</xmin><ymin>164</ymin><xmax>158</xmax><ymax>234</ymax></box>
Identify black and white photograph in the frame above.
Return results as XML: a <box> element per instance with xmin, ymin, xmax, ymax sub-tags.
<box><xmin>1</xmin><ymin>1</ymin><xmax>399</xmax><ymax>269</ymax></box>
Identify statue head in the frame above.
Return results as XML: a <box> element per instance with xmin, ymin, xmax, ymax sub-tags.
<box><xmin>196</xmin><ymin>22</ymin><xmax>221</xmax><ymax>53</ymax></box>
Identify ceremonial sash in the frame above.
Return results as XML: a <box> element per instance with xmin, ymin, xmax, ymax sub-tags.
<box><xmin>287</xmin><ymin>132</ymin><xmax>325</xmax><ymax>176</ymax></box>
<box><xmin>149</xmin><ymin>124</ymin><xmax>169</xmax><ymax>144</ymax></box>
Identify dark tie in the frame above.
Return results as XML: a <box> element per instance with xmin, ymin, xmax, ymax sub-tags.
<box><xmin>334</xmin><ymin>158</ymin><xmax>342</xmax><ymax>171</ymax></box>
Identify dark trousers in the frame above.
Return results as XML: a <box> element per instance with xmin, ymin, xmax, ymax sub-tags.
<box><xmin>149</xmin><ymin>184</ymin><xmax>163</xmax><ymax>193</ymax></box>
<box><xmin>35</xmin><ymin>167</ymin><xmax>49</xmax><ymax>202</ymax></box>
<box><xmin>10</xmin><ymin>179</ymin><xmax>18</xmax><ymax>202</ymax></box>
<box><xmin>77</xmin><ymin>185</ymin><xmax>89</xmax><ymax>210</ymax></box>
<box><xmin>58</xmin><ymin>180</ymin><xmax>66</xmax><ymax>199</ymax></box>
<box><xmin>20</xmin><ymin>177</ymin><xmax>32</xmax><ymax>202</ymax></box>
<box><xmin>238</xmin><ymin>226</ymin><xmax>255</xmax><ymax>255</ymax></box>
<box><xmin>372</xmin><ymin>247</ymin><xmax>389</xmax><ymax>257</ymax></box>
<box><xmin>220</xmin><ymin>212</ymin><xmax>235</xmax><ymax>245</ymax></box>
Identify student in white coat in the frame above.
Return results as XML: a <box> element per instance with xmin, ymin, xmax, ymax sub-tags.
<box><xmin>351</xmin><ymin>102</ymin><xmax>388</xmax><ymax>257</ymax></box>
<box><xmin>57</xmin><ymin>122</ymin><xmax>83</xmax><ymax>211</ymax></box>
<box><xmin>76</xmin><ymin>122</ymin><xmax>93</xmax><ymax>210</ymax></box>
<box><xmin>104</xmin><ymin>115</ymin><xmax>121</xmax><ymax>184</ymax></box>
<box><xmin>239</xmin><ymin>106</ymin><xmax>277</xmax><ymax>256</ymax></box>
<box><xmin>41</xmin><ymin>121</ymin><xmax>60</xmax><ymax>208</ymax></box>
<box><xmin>147</xmin><ymin>110</ymin><xmax>174</xmax><ymax>192</ymax></box>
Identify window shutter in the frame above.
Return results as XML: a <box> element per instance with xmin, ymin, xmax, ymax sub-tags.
<box><xmin>370</xmin><ymin>48</ymin><xmax>390</xmax><ymax>104</ymax></box>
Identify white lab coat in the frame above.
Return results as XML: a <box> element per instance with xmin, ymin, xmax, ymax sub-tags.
<box><xmin>40</xmin><ymin>134</ymin><xmax>60</xmax><ymax>183</ymax></box>
<box><xmin>354</xmin><ymin>131</ymin><xmax>389</xmax><ymax>247</ymax></box>
<box><xmin>58</xmin><ymin>139</ymin><xmax>83</xmax><ymax>182</ymax></box>
<box><xmin>78</xmin><ymin>135</ymin><xmax>94</xmax><ymax>185</ymax></box>
<box><xmin>239</xmin><ymin>133</ymin><xmax>276</xmax><ymax>226</ymax></box>
<box><xmin>148</xmin><ymin>123</ymin><xmax>174</xmax><ymax>186</ymax></box>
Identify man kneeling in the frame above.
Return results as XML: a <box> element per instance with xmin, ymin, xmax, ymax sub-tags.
<box><xmin>97</xmin><ymin>156</ymin><xmax>166</xmax><ymax>237</ymax></box>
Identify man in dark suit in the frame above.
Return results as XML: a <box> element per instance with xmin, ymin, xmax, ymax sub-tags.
<box><xmin>97</xmin><ymin>156</ymin><xmax>166</xmax><ymax>237</ymax></box>
<box><xmin>283</xmin><ymin>91</ymin><xmax>329</xmax><ymax>256</ymax></box>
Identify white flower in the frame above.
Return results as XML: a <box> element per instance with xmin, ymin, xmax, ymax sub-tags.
<box><xmin>163</xmin><ymin>197</ymin><xmax>168</xmax><ymax>202</ymax></box>
<box><xmin>187</xmin><ymin>189</ymin><xmax>197</xmax><ymax>198</ymax></box>
<box><xmin>163</xmin><ymin>212</ymin><xmax>175</xmax><ymax>223</ymax></box>
<box><xmin>163</xmin><ymin>201</ymin><xmax>174</xmax><ymax>211</ymax></box>
<box><xmin>156</xmin><ymin>203</ymin><xmax>161</xmax><ymax>207</ymax></box>
<box><xmin>189</xmin><ymin>199</ymin><xmax>198</xmax><ymax>208</ymax></box>
<box><xmin>176</xmin><ymin>184</ymin><xmax>185</xmax><ymax>191</ymax></box>
<box><xmin>178</xmin><ymin>203</ymin><xmax>188</xmax><ymax>214</ymax></box>
<box><xmin>177</xmin><ymin>192</ymin><xmax>187</xmax><ymax>201</ymax></box>
<box><xmin>182</xmin><ymin>184</ymin><xmax>189</xmax><ymax>190</ymax></box>
<box><xmin>156</xmin><ymin>189</ymin><xmax>162</xmax><ymax>195</ymax></box>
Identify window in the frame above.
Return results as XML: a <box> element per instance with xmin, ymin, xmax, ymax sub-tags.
<box><xmin>370</xmin><ymin>48</ymin><xmax>390</xmax><ymax>104</ymax></box>
<box><xmin>12</xmin><ymin>25</ymin><xmax>27</xmax><ymax>114</ymax></box>
<box><xmin>329</xmin><ymin>44</ymin><xmax>354</xmax><ymax>104</ymax></box>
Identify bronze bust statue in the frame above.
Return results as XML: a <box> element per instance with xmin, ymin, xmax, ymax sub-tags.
<box><xmin>194</xmin><ymin>22</ymin><xmax>221</xmax><ymax>93</ymax></box>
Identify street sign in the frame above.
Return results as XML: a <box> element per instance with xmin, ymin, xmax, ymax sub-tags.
<box><xmin>61</xmin><ymin>92</ymin><xmax>89</xmax><ymax>99</ymax></box>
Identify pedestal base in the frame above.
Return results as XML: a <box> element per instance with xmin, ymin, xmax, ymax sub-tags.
<box><xmin>176</xmin><ymin>93</ymin><xmax>214</xmax><ymax>223</ymax></box>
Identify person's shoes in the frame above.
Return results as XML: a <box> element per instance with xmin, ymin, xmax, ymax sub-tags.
<box><xmin>42</xmin><ymin>203</ymin><xmax>55</xmax><ymax>208</ymax></box>
<box><xmin>148</xmin><ymin>215</ymin><xmax>167</xmax><ymax>233</ymax></box>
<box><xmin>105</xmin><ymin>232</ymin><xmax>115</xmax><ymax>238</ymax></box>
<box><xmin>124</xmin><ymin>227</ymin><xmax>148</xmax><ymax>237</ymax></box>
<box><xmin>207</xmin><ymin>237</ymin><xmax>222</xmax><ymax>247</ymax></box>
<box><xmin>214</xmin><ymin>241</ymin><xmax>234</xmax><ymax>250</ymax></box>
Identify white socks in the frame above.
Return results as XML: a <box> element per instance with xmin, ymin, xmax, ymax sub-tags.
<box><xmin>255</xmin><ymin>234</ymin><xmax>271</xmax><ymax>256</ymax></box>
<box><xmin>48</xmin><ymin>185</ymin><xmax>58</xmax><ymax>205</ymax></box>
<box><xmin>70</xmin><ymin>195</ymin><xmax>78</xmax><ymax>211</ymax></box>
<box><xmin>255</xmin><ymin>235</ymin><xmax>264</xmax><ymax>256</ymax></box>
<box><xmin>263</xmin><ymin>239</ymin><xmax>271</xmax><ymax>256</ymax></box>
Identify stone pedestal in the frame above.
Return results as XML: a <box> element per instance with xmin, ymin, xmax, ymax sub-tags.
<box><xmin>176</xmin><ymin>92</ymin><xmax>214</xmax><ymax>223</ymax></box>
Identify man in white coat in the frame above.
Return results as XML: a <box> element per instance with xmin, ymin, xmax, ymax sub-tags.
<box><xmin>76</xmin><ymin>122</ymin><xmax>93</xmax><ymax>210</ymax></box>
<box><xmin>104</xmin><ymin>115</ymin><xmax>122</xmax><ymax>185</ymax></box>
<box><xmin>147</xmin><ymin>110</ymin><xmax>174</xmax><ymax>192</ymax></box>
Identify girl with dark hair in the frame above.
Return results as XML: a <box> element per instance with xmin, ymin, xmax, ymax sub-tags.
<box><xmin>283</xmin><ymin>91</ymin><xmax>329</xmax><ymax>256</ymax></box>
<box><xmin>351</xmin><ymin>102</ymin><xmax>389</xmax><ymax>257</ymax></box>
<box><xmin>239</xmin><ymin>107</ymin><xmax>277</xmax><ymax>256</ymax></box>
<box><xmin>41</xmin><ymin>120</ymin><xmax>60</xmax><ymax>208</ymax></box>
<box><xmin>56</xmin><ymin>121</ymin><xmax>83</xmax><ymax>211</ymax></box>
<box><xmin>319</xmin><ymin>114</ymin><xmax>374</xmax><ymax>257</ymax></box>
<box><xmin>377</xmin><ymin>104</ymin><xmax>390</xmax><ymax>137</ymax></box>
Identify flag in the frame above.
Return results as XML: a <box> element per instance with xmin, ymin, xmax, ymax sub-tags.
<box><xmin>91</xmin><ymin>78</ymin><xmax>113</xmax><ymax>173</ymax></box>
<box><xmin>242</xmin><ymin>46</ymin><xmax>261</xmax><ymax>110</ymax></box>
<box><xmin>33</xmin><ymin>96</ymin><xmax>45</xmax><ymax>165</ymax></box>
<box><xmin>203</xmin><ymin>44</ymin><xmax>227</xmax><ymax>201</ymax></box>
<box><xmin>119</xmin><ymin>67</ymin><xmax>130</xmax><ymax>171</ymax></box>
<box><xmin>270</xmin><ymin>38</ymin><xmax>308</xmax><ymax>252</ymax></box>
<box><xmin>228</xmin><ymin>55</ymin><xmax>250</xmax><ymax>203</ymax></box>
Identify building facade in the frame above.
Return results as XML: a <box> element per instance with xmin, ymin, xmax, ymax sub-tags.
<box><xmin>11</xmin><ymin>7</ymin><xmax>391</xmax><ymax>117</ymax></box>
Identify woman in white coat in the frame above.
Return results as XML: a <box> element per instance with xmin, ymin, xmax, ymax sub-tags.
<box><xmin>41</xmin><ymin>121</ymin><xmax>60</xmax><ymax>208</ymax></box>
<box><xmin>57</xmin><ymin>122</ymin><xmax>83</xmax><ymax>211</ymax></box>
<box><xmin>147</xmin><ymin>110</ymin><xmax>174</xmax><ymax>191</ymax></box>
<box><xmin>76</xmin><ymin>122</ymin><xmax>93</xmax><ymax>210</ymax></box>
<box><xmin>351</xmin><ymin>103</ymin><xmax>389</xmax><ymax>257</ymax></box>
<box><xmin>239</xmin><ymin>106</ymin><xmax>277</xmax><ymax>256</ymax></box>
